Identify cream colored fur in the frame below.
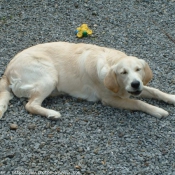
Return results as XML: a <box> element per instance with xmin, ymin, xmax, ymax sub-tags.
<box><xmin>0</xmin><ymin>42</ymin><xmax>175</xmax><ymax>119</ymax></box>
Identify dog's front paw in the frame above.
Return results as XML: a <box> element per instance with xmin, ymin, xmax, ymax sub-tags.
<box><xmin>47</xmin><ymin>110</ymin><xmax>61</xmax><ymax>120</ymax></box>
<box><xmin>166</xmin><ymin>95</ymin><xmax>175</xmax><ymax>105</ymax></box>
<box><xmin>151</xmin><ymin>107</ymin><xmax>169</xmax><ymax>118</ymax></box>
<box><xmin>164</xmin><ymin>94</ymin><xmax>175</xmax><ymax>106</ymax></box>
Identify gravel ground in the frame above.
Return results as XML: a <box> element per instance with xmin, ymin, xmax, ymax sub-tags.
<box><xmin>0</xmin><ymin>0</ymin><xmax>175</xmax><ymax>174</ymax></box>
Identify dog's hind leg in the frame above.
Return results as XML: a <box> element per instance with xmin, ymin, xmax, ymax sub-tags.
<box><xmin>25</xmin><ymin>83</ymin><xmax>61</xmax><ymax>120</ymax></box>
<box><xmin>0</xmin><ymin>76</ymin><xmax>13</xmax><ymax>118</ymax></box>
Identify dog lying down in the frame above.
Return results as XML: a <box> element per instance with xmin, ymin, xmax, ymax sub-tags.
<box><xmin>0</xmin><ymin>42</ymin><xmax>174</xmax><ymax>119</ymax></box>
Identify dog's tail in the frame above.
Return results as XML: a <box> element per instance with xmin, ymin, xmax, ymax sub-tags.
<box><xmin>0</xmin><ymin>75</ymin><xmax>13</xmax><ymax>119</ymax></box>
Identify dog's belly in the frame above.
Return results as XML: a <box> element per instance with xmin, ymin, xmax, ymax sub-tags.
<box><xmin>69</xmin><ymin>86</ymin><xmax>99</xmax><ymax>102</ymax></box>
<box><xmin>57</xmin><ymin>84</ymin><xmax>99</xmax><ymax>102</ymax></box>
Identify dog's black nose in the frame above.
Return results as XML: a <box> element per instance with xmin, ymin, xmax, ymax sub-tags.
<box><xmin>131</xmin><ymin>80</ymin><xmax>140</xmax><ymax>89</ymax></box>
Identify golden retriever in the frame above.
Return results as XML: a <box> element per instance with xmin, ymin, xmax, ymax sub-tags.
<box><xmin>0</xmin><ymin>42</ymin><xmax>174</xmax><ymax>119</ymax></box>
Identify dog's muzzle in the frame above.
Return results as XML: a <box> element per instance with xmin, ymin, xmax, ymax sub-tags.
<box><xmin>128</xmin><ymin>90</ymin><xmax>142</xmax><ymax>96</ymax></box>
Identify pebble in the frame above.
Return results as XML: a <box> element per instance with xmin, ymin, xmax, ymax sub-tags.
<box><xmin>78</xmin><ymin>147</ymin><xmax>84</xmax><ymax>152</ymax></box>
<box><xmin>92</xmin><ymin>11</ymin><xmax>98</xmax><ymax>16</ymax></box>
<box><xmin>27</xmin><ymin>124</ymin><xmax>36</xmax><ymax>130</ymax></box>
<box><xmin>10</xmin><ymin>123</ymin><xmax>18</xmax><ymax>130</ymax></box>
<box><xmin>6</xmin><ymin>153</ymin><xmax>15</xmax><ymax>158</ymax></box>
<box><xmin>74</xmin><ymin>2</ymin><xmax>79</xmax><ymax>8</ymax></box>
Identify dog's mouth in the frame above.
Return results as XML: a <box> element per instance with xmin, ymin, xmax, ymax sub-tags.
<box><xmin>128</xmin><ymin>90</ymin><xmax>142</xmax><ymax>96</ymax></box>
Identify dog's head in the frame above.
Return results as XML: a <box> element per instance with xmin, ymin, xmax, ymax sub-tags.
<box><xmin>104</xmin><ymin>56</ymin><xmax>152</xmax><ymax>96</ymax></box>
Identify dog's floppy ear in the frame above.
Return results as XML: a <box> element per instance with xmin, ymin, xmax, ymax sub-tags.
<box><xmin>140</xmin><ymin>59</ymin><xmax>153</xmax><ymax>85</ymax></box>
<box><xmin>104</xmin><ymin>69</ymin><xmax>119</xmax><ymax>93</ymax></box>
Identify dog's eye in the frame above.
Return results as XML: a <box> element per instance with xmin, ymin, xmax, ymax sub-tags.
<box><xmin>121</xmin><ymin>70</ymin><xmax>128</xmax><ymax>75</ymax></box>
<box><xmin>136</xmin><ymin>68</ymin><xmax>141</xmax><ymax>72</ymax></box>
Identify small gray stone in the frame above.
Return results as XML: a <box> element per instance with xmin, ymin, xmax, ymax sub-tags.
<box><xmin>74</xmin><ymin>2</ymin><xmax>79</xmax><ymax>8</ymax></box>
<box><xmin>92</xmin><ymin>11</ymin><xmax>98</xmax><ymax>16</ymax></box>
<box><xmin>78</xmin><ymin>147</ymin><xmax>84</xmax><ymax>152</ymax></box>
<box><xmin>28</xmin><ymin>124</ymin><xmax>36</xmax><ymax>130</ymax></box>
